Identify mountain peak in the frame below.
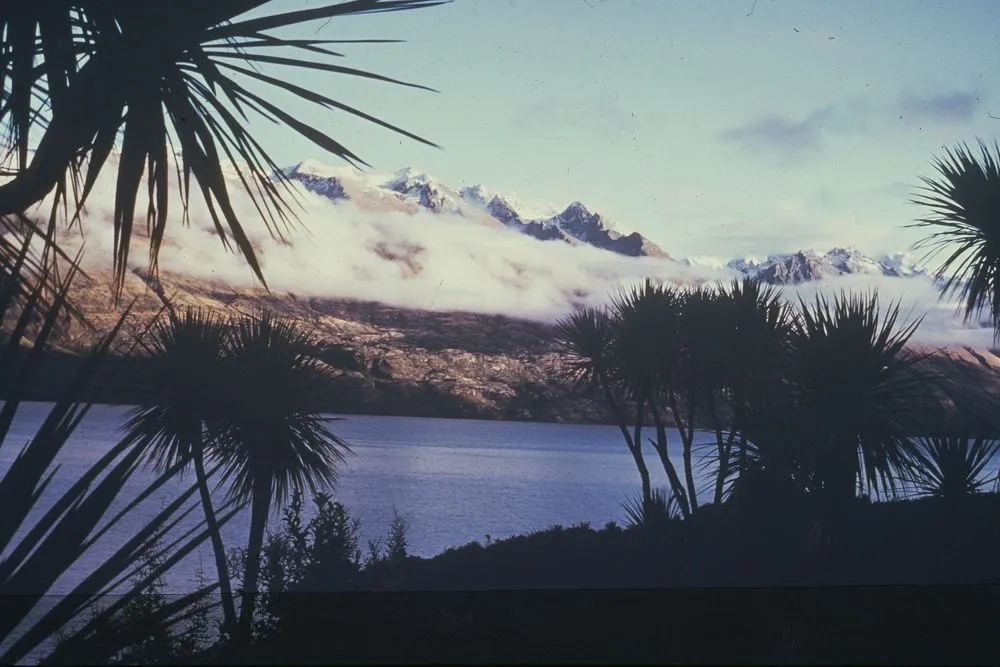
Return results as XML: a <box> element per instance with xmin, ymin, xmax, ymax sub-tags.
<box><xmin>387</xmin><ymin>166</ymin><xmax>432</xmax><ymax>189</ymax></box>
<box><xmin>724</xmin><ymin>247</ymin><xmax>930</xmax><ymax>285</ymax></box>
<box><xmin>459</xmin><ymin>184</ymin><xmax>491</xmax><ymax>207</ymax></box>
<box><xmin>561</xmin><ymin>201</ymin><xmax>592</xmax><ymax>216</ymax></box>
<box><xmin>282</xmin><ymin>160</ymin><xmax>350</xmax><ymax>201</ymax></box>
<box><xmin>277</xmin><ymin>163</ymin><xmax>667</xmax><ymax>259</ymax></box>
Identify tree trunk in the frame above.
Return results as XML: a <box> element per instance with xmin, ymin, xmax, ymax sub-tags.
<box><xmin>707</xmin><ymin>393</ymin><xmax>731</xmax><ymax>504</ymax></box>
<box><xmin>650</xmin><ymin>406</ymin><xmax>691</xmax><ymax>519</ymax></box>
<box><xmin>629</xmin><ymin>442</ymin><xmax>652</xmax><ymax>505</ymax></box>
<box><xmin>631</xmin><ymin>393</ymin><xmax>652</xmax><ymax>505</ymax></box>
<box><xmin>239</xmin><ymin>480</ymin><xmax>272</xmax><ymax>638</ymax></box>
<box><xmin>602</xmin><ymin>381</ymin><xmax>651</xmax><ymax>504</ymax></box>
<box><xmin>191</xmin><ymin>445</ymin><xmax>238</xmax><ymax>637</ymax></box>
<box><xmin>669</xmin><ymin>390</ymin><xmax>700</xmax><ymax>514</ymax></box>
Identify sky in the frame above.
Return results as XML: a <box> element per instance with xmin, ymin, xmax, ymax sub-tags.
<box><xmin>241</xmin><ymin>0</ymin><xmax>1000</xmax><ymax>259</ymax></box>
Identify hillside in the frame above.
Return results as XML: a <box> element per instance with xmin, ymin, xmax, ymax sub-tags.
<box><xmin>49</xmin><ymin>268</ymin><xmax>609</xmax><ymax>422</ymax></box>
<box><xmin>26</xmin><ymin>268</ymin><xmax>1000</xmax><ymax>429</ymax></box>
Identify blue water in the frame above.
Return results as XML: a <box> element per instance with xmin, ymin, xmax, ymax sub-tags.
<box><xmin>4</xmin><ymin>403</ymin><xmax>997</xmax><ymax>598</ymax></box>
<box><xmin>3</xmin><ymin>402</ymin><xmax>999</xmax><ymax>664</ymax></box>
<box><xmin>0</xmin><ymin>403</ymin><xmax>701</xmax><ymax>595</ymax></box>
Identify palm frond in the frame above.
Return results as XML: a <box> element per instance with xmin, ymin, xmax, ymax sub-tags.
<box><xmin>121</xmin><ymin>307</ymin><xmax>230</xmax><ymax>472</ymax></box>
<box><xmin>622</xmin><ymin>487</ymin><xmax>680</xmax><ymax>530</ymax></box>
<box><xmin>0</xmin><ymin>1</ymin><xmax>446</xmax><ymax>299</ymax></box>
<box><xmin>909</xmin><ymin>139</ymin><xmax>1000</xmax><ymax>338</ymax></box>
<box><xmin>608</xmin><ymin>278</ymin><xmax>683</xmax><ymax>398</ymax></box>
<box><xmin>211</xmin><ymin>310</ymin><xmax>351</xmax><ymax>507</ymax></box>
<box><xmin>0</xmin><ymin>252</ymin><xmax>229</xmax><ymax>664</ymax></box>
<box><xmin>907</xmin><ymin>434</ymin><xmax>1000</xmax><ymax>500</ymax></box>
<box><xmin>783</xmin><ymin>290</ymin><xmax>932</xmax><ymax>502</ymax></box>
<box><xmin>553</xmin><ymin>306</ymin><xmax>616</xmax><ymax>389</ymax></box>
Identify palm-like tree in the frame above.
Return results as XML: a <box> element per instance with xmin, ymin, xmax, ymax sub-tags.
<box><xmin>910</xmin><ymin>139</ymin><xmax>1000</xmax><ymax>339</ymax></box>
<box><xmin>555</xmin><ymin>305</ymin><xmax>653</xmax><ymax>504</ymax></box>
<box><xmin>907</xmin><ymin>434</ymin><xmax>1000</xmax><ymax>501</ymax></box>
<box><xmin>209</xmin><ymin>310</ymin><xmax>350</xmax><ymax>637</ymax></box>
<box><xmin>1</xmin><ymin>1</ymin><xmax>444</xmax><ymax>297</ymax></box>
<box><xmin>781</xmin><ymin>290</ymin><xmax>931</xmax><ymax>507</ymax></box>
<box><xmin>120</xmin><ymin>307</ymin><xmax>239</xmax><ymax>636</ymax></box>
<box><xmin>711</xmin><ymin>278</ymin><xmax>794</xmax><ymax>498</ymax></box>
<box><xmin>0</xmin><ymin>235</ymin><xmax>234</xmax><ymax>665</ymax></box>
<box><xmin>608</xmin><ymin>280</ymin><xmax>691</xmax><ymax>517</ymax></box>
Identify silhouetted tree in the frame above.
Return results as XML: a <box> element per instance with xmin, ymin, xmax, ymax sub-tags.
<box><xmin>121</xmin><ymin>307</ymin><xmax>239</xmax><ymax>635</ymax></box>
<box><xmin>910</xmin><ymin>139</ymin><xmax>1000</xmax><ymax>340</ymax></box>
<box><xmin>555</xmin><ymin>306</ymin><xmax>654</xmax><ymax>505</ymax></box>
<box><xmin>210</xmin><ymin>311</ymin><xmax>350</xmax><ymax>638</ymax></box>
<box><xmin>908</xmin><ymin>434</ymin><xmax>999</xmax><ymax>501</ymax></box>
<box><xmin>608</xmin><ymin>280</ymin><xmax>692</xmax><ymax>516</ymax></box>
<box><xmin>710</xmin><ymin>278</ymin><xmax>794</xmax><ymax>500</ymax></box>
<box><xmin>777</xmin><ymin>291</ymin><xmax>931</xmax><ymax>508</ymax></box>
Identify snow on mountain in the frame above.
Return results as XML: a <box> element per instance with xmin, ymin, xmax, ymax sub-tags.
<box><xmin>278</xmin><ymin>161</ymin><xmax>947</xmax><ymax>287</ymax></box>
<box><xmin>281</xmin><ymin>162</ymin><xmax>668</xmax><ymax>259</ymax></box>
<box><xmin>680</xmin><ymin>256</ymin><xmax>732</xmax><ymax>272</ymax></box>
<box><xmin>282</xmin><ymin>161</ymin><xmax>351</xmax><ymax>201</ymax></box>
<box><xmin>458</xmin><ymin>184</ymin><xmax>491</xmax><ymax>208</ymax></box>
<box><xmin>878</xmin><ymin>250</ymin><xmax>928</xmax><ymax>278</ymax></box>
<box><xmin>384</xmin><ymin>167</ymin><xmax>469</xmax><ymax>216</ymax></box>
<box><xmin>723</xmin><ymin>247</ymin><xmax>931</xmax><ymax>285</ymax></box>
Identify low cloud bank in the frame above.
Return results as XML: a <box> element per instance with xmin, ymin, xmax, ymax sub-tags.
<box><xmin>28</xmin><ymin>165</ymin><xmax>995</xmax><ymax>348</ymax></box>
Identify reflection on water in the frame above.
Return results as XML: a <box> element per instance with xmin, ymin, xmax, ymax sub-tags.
<box><xmin>1</xmin><ymin>404</ymin><xmax>689</xmax><ymax>594</ymax></box>
<box><xmin>2</xmin><ymin>403</ymin><xmax>997</xmax><ymax>595</ymax></box>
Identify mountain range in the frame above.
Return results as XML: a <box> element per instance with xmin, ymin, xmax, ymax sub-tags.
<box><xmin>282</xmin><ymin>161</ymin><xmax>930</xmax><ymax>287</ymax></box>
<box><xmin>10</xmin><ymin>159</ymin><xmax>996</xmax><ymax>426</ymax></box>
<box><xmin>284</xmin><ymin>161</ymin><xmax>672</xmax><ymax>260</ymax></box>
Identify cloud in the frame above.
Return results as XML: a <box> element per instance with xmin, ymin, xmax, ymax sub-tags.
<box><xmin>40</xmin><ymin>164</ymin><xmax>722</xmax><ymax>323</ymax></box>
<box><xmin>721</xmin><ymin>89</ymin><xmax>982</xmax><ymax>159</ymax></box>
<box><xmin>897</xmin><ymin>91</ymin><xmax>980</xmax><ymax>125</ymax></box>
<box><xmin>782</xmin><ymin>273</ymin><xmax>994</xmax><ymax>348</ymax></box>
<box><xmin>511</xmin><ymin>93</ymin><xmax>634</xmax><ymax>142</ymax></box>
<box><xmin>718</xmin><ymin>105</ymin><xmax>837</xmax><ymax>157</ymax></box>
<box><xmin>22</xmin><ymin>158</ymin><xmax>993</xmax><ymax>347</ymax></box>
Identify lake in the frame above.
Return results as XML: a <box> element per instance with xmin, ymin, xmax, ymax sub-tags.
<box><xmin>1</xmin><ymin>403</ymin><xmax>702</xmax><ymax>595</ymax></box>
<box><xmin>5</xmin><ymin>403</ymin><xmax>998</xmax><ymax>598</ymax></box>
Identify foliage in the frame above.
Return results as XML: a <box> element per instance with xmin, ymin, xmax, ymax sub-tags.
<box><xmin>0</xmin><ymin>234</ymin><xmax>233</xmax><ymax>665</ymax></box>
<box><xmin>910</xmin><ymin>139</ymin><xmax>1000</xmax><ymax>339</ymax></box>
<box><xmin>622</xmin><ymin>488</ymin><xmax>680</xmax><ymax>532</ymax></box>
<box><xmin>51</xmin><ymin>538</ymin><xmax>218</xmax><ymax>665</ymax></box>
<box><xmin>558</xmin><ymin>275</ymin><xmax>966</xmax><ymax>520</ymax></box>
<box><xmin>557</xmin><ymin>277</ymin><xmax>794</xmax><ymax>517</ymax></box>
<box><xmin>208</xmin><ymin>310</ymin><xmax>352</xmax><ymax>635</ymax></box>
<box><xmin>907</xmin><ymin>434</ymin><xmax>1000</xmax><ymax>500</ymax></box>
<box><xmin>385</xmin><ymin>510</ymin><xmax>410</xmax><ymax>565</ymax></box>
<box><xmin>227</xmin><ymin>491</ymin><xmax>409</xmax><ymax>637</ymax></box>
<box><xmin>120</xmin><ymin>306</ymin><xmax>239</xmax><ymax>634</ymax></box>
<box><xmin>555</xmin><ymin>303</ymin><xmax>653</xmax><ymax>503</ymax></box>
<box><xmin>780</xmin><ymin>290</ymin><xmax>930</xmax><ymax>504</ymax></box>
<box><xmin>0</xmin><ymin>1</ymin><xmax>445</xmax><ymax>296</ymax></box>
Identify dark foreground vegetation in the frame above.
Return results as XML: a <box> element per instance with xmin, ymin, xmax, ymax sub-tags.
<box><xmin>64</xmin><ymin>490</ymin><xmax>1000</xmax><ymax>664</ymax></box>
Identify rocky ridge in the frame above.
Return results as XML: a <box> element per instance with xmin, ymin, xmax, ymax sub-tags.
<box><xmin>50</xmin><ymin>269</ymin><xmax>1000</xmax><ymax>429</ymax></box>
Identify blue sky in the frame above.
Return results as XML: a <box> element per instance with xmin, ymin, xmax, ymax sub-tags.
<box><xmin>248</xmin><ymin>0</ymin><xmax>1000</xmax><ymax>259</ymax></box>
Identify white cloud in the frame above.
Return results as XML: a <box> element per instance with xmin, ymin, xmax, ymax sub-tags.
<box><xmin>22</xmin><ymin>162</ymin><xmax>994</xmax><ymax>347</ymax></box>
<box><xmin>782</xmin><ymin>274</ymin><xmax>994</xmax><ymax>348</ymax></box>
<box><xmin>36</xmin><ymin>165</ymin><xmax>720</xmax><ymax>322</ymax></box>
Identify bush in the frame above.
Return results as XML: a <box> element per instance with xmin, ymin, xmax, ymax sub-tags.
<box><xmin>227</xmin><ymin>492</ymin><xmax>411</xmax><ymax>637</ymax></box>
<box><xmin>51</xmin><ymin>540</ymin><xmax>217</xmax><ymax>665</ymax></box>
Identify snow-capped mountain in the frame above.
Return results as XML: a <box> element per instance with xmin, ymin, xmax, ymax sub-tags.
<box><xmin>281</xmin><ymin>161</ymin><xmax>939</xmax><ymax>288</ymax></box>
<box><xmin>721</xmin><ymin>248</ymin><xmax>930</xmax><ymax>285</ymax></box>
<box><xmin>281</xmin><ymin>162</ymin><xmax>669</xmax><ymax>259</ymax></box>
